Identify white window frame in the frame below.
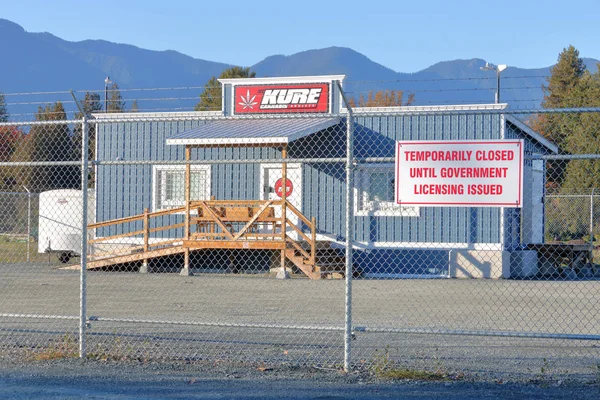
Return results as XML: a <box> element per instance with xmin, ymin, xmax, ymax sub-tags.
<box><xmin>152</xmin><ymin>164</ymin><xmax>211</xmax><ymax>211</ymax></box>
<box><xmin>354</xmin><ymin>163</ymin><xmax>420</xmax><ymax>217</ymax></box>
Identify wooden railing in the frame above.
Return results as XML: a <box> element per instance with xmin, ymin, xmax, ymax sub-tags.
<box><xmin>87</xmin><ymin>199</ymin><xmax>317</xmax><ymax>266</ymax></box>
<box><xmin>285</xmin><ymin>201</ymin><xmax>317</xmax><ymax>265</ymax></box>
<box><xmin>87</xmin><ymin>206</ymin><xmax>187</xmax><ymax>262</ymax></box>
<box><xmin>189</xmin><ymin>200</ymin><xmax>281</xmax><ymax>241</ymax></box>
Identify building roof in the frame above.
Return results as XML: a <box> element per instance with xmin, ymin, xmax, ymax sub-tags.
<box><xmin>505</xmin><ymin>115</ymin><xmax>559</xmax><ymax>154</ymax></box>
<box><xmin>165</xmin><ymin>117</ymin><xmax>341</xmax><ymax>146</ymax></box>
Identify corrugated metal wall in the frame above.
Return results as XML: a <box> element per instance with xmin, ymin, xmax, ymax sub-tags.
<box><xmin>96</xmin><ymin>120</ymin><xmax>278</xmax><ymax>238</ymax></box>
<box><xmin>351</xmin><ymin>113</ymin><xmax>503</xmax><ymax>245</ymax></box>
<box><xmin>96</xmin><ymin>112</ymin><xmax>546</xmax><ymax>247</ymax></box>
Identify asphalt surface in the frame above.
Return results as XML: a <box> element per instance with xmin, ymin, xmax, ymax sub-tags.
<box><xmin>0</xmin><ymin>359</ymin><xmax>598</xmax><ymax>400</ymax></box>
<box><xmin>0</xmin><ymin>262</ymin><xmax>599</xmax><ymax>382</ymax></box>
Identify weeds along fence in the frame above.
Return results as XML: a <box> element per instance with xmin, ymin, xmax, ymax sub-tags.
<box><xmin>0</xmin><ymin>107</ymin><xmax>598</xmax><ymax>380</ymax></box>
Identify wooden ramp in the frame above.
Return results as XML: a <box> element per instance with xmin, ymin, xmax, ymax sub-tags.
<box><xmin>87</xmin><ymin>245</ymin><xmax>185</xmax><ymax>269</ymax></box>
<box><xmin>86</xmin><ymin>200</ymin><xmax>344</xmax><ymax>279</ymax></box>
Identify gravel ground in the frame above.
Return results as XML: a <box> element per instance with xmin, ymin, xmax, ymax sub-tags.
<box><xmin>0</xmin><ymin>359</ymin><xmax>599</xmax><ymax>400</ymax></box>
<box><xmin>0</xmin><ymin>262</ymin><xmax>599</xmax><ymax>383</ymax></box>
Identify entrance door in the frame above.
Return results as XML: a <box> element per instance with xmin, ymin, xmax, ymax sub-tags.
<box><xmin>260</xmin><ymin>163</ymin><xmax>302</xmax><ymax>238</ymax></box>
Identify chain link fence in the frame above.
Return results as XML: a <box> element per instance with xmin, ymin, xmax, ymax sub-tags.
<box><xmin>0</xmin><ymin>108</ymin><xmax>598</xmax><ymax>381</ymax></box>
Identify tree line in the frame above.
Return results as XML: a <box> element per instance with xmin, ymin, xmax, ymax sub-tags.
<box><xmin>531</xmin><ymin>45</ymin><xmax>600</xmax><ymax>192</ymax></box>
<box><xmin>532</xmin><ymin>45</ymin><xmax>600</xmax><ymax>241</ymax></box>
<box><xmin>2</xmin><ymin>47</ymin><xmax>598</xmax><ymax>196</ymax></box>
<box><xmin>0</xmin><ymin>83</ymin><xmax>132</xmax><ymax>193</ymax></box>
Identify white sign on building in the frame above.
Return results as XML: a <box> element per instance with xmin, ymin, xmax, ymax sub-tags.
<box><xmin>395</xmin><ymin>140</ymin><xmax>524</xmax><ymax>207</ymax></box>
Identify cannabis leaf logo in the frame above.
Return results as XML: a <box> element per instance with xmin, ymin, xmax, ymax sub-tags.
<box><xmin>238</xmin><ymin>90</ymin><xmax>257</xmax><ymax>110</ymax></box>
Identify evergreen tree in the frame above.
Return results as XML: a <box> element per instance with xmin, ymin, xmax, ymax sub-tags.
<box><xmin>559</xmin><ymin>69</ymin><xmax>600</xmax><ymax>190</ymax></box>
<box><xmin>107</xmin><ymin>82</ymin><xmax>126</xmax><ymax>113</ymax></box>
<box><xmin>0</xmin><ymin>125</ymin><xmax>24</xmax><ymax>192</ymax></box>
<box><xmin>0</xmin><ymin>91</ymin><xmax>21</xmax><ymax>190</ymax></box>
<box><xmin>73</xmin><ymin>92</ymin><xmax>102</xmax><ymax>160</ymax></box>
<box><xmin>0</xmin><ymin>92</ymin><xmax>8</xmax><ymax>123</ymax></box>
<box><xmin>12</xmin><ymin>102</ymin><xmax>78</xmax><ymax>192</ymax></box>
<box><xmin>0</xmin><ymin>90</ymin><xmax>17</xmax><ymax>162</ymax></box>
<box><xmin>80</xmin><ymin>92</ymin><xmax>103</xmax><ymax>117</ymax></box>
<box><xmin>130</xmin><ymin>100</ymin><xmax>139</xmax><ymax>113</ymax></box>
<box><xmin>194</xmin><ymin>67</ymin><xmax>256</xmax><ymax>111</ymax></box>
<box><xmin>542</xmin><ymin>45</ymin><xmax>586</xmax><ymax>109</ymax></box>
<box><xmin>536</xmin><ymin>48</ymin><xmax>600</xmax><ymax>240</ymax></box>
<box><xmin>534</xmin><ymin>46</ymin><xmax>587</xmax><ymax>150</ymax></box>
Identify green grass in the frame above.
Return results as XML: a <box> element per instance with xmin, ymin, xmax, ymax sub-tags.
<box><xmin>0</xmin><ymin>238</ymin><xmax>57</xmax><ymax>263</ymax></box>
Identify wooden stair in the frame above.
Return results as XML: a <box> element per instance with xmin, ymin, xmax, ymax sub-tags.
<box><xmin>284</xmin><ymin>248</ymin><xmax>321</xmax><ymax>280</ymax></box>
<box><xmin>284</xmin><ymin>241</ymin><xmax>346</xmax><ymax>279</ymax></box>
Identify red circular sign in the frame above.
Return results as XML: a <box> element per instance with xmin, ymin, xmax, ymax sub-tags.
<box><xmin>275</xmin><ymin>178</ymin><xmax>293</xmax><ymax>198</ymax></box>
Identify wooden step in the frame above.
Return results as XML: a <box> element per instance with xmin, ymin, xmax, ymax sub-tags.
<box><xmin>284</xmin><ymin>249</ymin><xmax>321</xmax><ymax>280</ymax></box>
<box><xmin>283</xmin><ymin>248</ymin><xmax>346</xmax><ymax>280</ymax></box>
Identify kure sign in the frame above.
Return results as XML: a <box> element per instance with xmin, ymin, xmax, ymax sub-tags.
<box><xmin>395</xmin><ymin>140</ymin><xmax>523</xmax><ymax>207</ymax></box>
<box><xmin>234</xmin><ymin>83</ymin><xmax>330</xmax><ymax>114</ymax></box>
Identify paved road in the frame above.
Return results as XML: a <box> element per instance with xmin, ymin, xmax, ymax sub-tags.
<box><xmin>0</xmin><ymin>360</ymin><xmax>598</xmax><ymax>400</ymax></box>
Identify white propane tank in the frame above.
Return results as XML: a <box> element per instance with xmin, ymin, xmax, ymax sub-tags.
<box><xmin>38</xmin><ymin>189</ymin><xmax>95</xmax><ymax>257</ymax></box>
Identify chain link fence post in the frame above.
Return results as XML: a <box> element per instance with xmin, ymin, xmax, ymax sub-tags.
<box><xmin>23</xmin><ymin>185</ymin><xmax>31</xmax><ymax>262</ymax></box>
<box><xmin>79</xmin><ymin>116</ymin><xmax>89</xmax><ymax>358</ymax></box>
<box><xmin>337</xmin><ymin>81</ymin><xmax>354</xmax><ymax>372</ymax></box>
<box><xmin>590</xmin><ymin>188</ymin><xmax>595</xmax><ymax>252</ymax></box>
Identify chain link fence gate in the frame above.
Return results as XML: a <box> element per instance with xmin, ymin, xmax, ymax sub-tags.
<box><xmin>0</xmin><ymin>107</ymin><xmax>598</xmax><ymax>381</ymax></box>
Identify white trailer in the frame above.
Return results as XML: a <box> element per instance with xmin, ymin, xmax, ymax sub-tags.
<box><xmin>38</xmin><ymin>189</ymin><xmax>95</xmax><ymax>263</ymax></box>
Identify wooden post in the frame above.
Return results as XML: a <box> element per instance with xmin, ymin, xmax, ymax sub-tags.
<box><xmin>140</xmin><ymin>207</ymin><xmax>150</xmax><ymax>273</ymax></box>
<box><xmin>210</xmin><ymin>195</ymin><xmax>215</xmax><ymax>235</ymax></box>
<box><xmin>281</xmin><ymin>145</ymin><xmax>288</xmax><ymax>241</ymax></box>
<box><xmin>279</xmin><ymin>145</ymin><xmax>289</xmax><ymax>277</ymax></box>
<box><xmin>181</xmin><ymin>146</ymin><xmax>193</xmax><ymax>276</ymax></box>
<box><xmin>311</xmin><ymin>216</ymin><xmax>316</xmax><ymax>266</ymax></box>
<box><xmin>143</xmin><ymin>208</ymin><xmax>150</xmax><ymax>252</ymax></box>
<box><xmin>185</xmin><ymin>146</ymin><xmax>191</xmax><ymax>241</ymax></box>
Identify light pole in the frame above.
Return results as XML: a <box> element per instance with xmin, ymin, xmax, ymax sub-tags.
<box><xmin>104</xmin><ymin>76</ymin><xmax>112</xmax><ymax>112</ymax></box>
<box><xmin>480</xmin><ymin>62</ymin><xmax>508</xmax><ymax>103</ymax></box>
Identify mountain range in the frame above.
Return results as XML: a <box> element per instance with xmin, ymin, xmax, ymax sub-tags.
<box><xmin>1</xmin><ymin>18</ymin><xmax>598</xmax><ymax>118</ymax></box>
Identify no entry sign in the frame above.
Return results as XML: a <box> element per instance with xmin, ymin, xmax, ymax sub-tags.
<box><xmin>395</xmin><ymin>140</ymin><xmax>523</xmax><ymax>207</ymax></box>
<box><xmin>275</xmin><ymin>178</ymin><xmax>293</xmax><ymax>198</ymax></box>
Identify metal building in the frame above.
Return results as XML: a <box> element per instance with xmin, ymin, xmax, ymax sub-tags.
<box><xmin>91</xmin><ymin>75</ymin><xmax>557</xmax><ymax>278</ymax></box>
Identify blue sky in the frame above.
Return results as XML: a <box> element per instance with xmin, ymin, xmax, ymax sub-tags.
<box><xmin>2</xmin><ymin>0</ymin><xmax>599</xmax><ymax>72</ymax></box>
